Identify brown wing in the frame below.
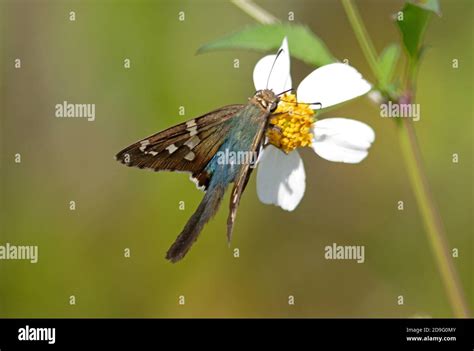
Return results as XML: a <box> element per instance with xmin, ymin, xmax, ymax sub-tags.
<box><xmin>116</xmin><ymin>104</ymin><xmax>244</xmax><ymax>190</ymax></box>
<box><xmin>226</xmin><ymin>113</ymin><xmax>269</xmax><ymax>243</ymax></box>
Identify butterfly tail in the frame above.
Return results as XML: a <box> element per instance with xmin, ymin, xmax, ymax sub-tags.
<box><xmin>166</xmin><ymin>184</ymin><xmax>226</xmax><ymax>263</ymax></box>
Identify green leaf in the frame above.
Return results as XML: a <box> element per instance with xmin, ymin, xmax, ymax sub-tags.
<box><xmin>197</xmin><ymin>24</ymin><xmax>335</xmax><ymax>67</ymax></box>
<box><xmin>378</xmin><ymin>44</ymin><xmax>400</xmax><ymax>88</ymax></box>
<box><xmin>396</xmin><ymin>3</ymin><xmax>432</xmax><ymax>61</ymax></box>
<box><xmin>408</xmin><ymin>0</ymin><xmax>441</xmax><ymax>16</ymax></box>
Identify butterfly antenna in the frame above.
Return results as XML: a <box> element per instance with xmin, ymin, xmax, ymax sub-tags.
<box><xmin>308</xmin><ymin>102</ymin><xmax>323</xmax><ymax>110</ymax></box>
<box><xmin>266</xmin><ymin>48</ymin><xmax>284</xmax><ymax>89</ymax></box>
<box><xmin>277</xmin><ymin>88</ymin><xmax>294</xmax><ymax>96</ymax></box>
<box><xmin>282</xmin><ymin>100</ymin><xmax>323</xmax><ymax>110</ymax></box>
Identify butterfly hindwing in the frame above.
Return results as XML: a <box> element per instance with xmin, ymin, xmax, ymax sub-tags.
<box><xmin>226</xmin><ymin>106</ymin><xmax>270</xmax><ymax>242</ymax></box>
<box><xmin>115</xmin><ymin>104</ymin><xmax>244</xmax><ymax>190</ymax></box>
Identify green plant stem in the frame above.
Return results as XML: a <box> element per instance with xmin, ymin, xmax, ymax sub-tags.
<box><xmin>398</xmin><ymin>119</ymin><xmax>469</xmax><ymax>318</ymax></box>
<box><xmin>341</xmin><ymin>0</ymin><xmax>469</xmax><ymax>317</ymax></box>
<box><xmin>231</xmin><ymin>0</ymin><xmax>278</xmax><ymax>24</ymax></box>
<box><xmin>341</xmin><ymin>0</ymin><xmax>382</xmax><ymax>80</ymax></box>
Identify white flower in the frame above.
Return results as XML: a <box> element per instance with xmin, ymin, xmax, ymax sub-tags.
<box><xmin>254</xmin><ymin>37</ymin><xmax>375</xmax><ymax>211</ymax></box>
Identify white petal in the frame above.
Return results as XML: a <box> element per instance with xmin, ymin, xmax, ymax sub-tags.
<box><xmin>297</xmin><ymin>63</ymin><xmax>371</xmax><ymax>109</ymax></box>
<box><xmin>256</xmin><ymin>145</ymin><xmax>305</xmax><ymax>211</ymax></box>
<box><xmin>312</xmin><ymin>118</ymin><xmax>375</xmax><ymax>164</ymax></box>
<box><xmin>253</xmin><ymin>37</ymin><xmax>292</xmax><ymax>94</ymax></box>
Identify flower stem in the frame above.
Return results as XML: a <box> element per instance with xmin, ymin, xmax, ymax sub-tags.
<box><xmin>341</xmin><ymin>0</ymin><xmax>382</xmax><ymax>80</ymax></box>
<box><xmin>398</xmin><ymin>119</ymin><xmax>469</xmax><ymax>317</ymax></box>
<box><xmin>231</xmin><ymin>0</ymin><xmax>278</xmax><ymax>24</ymax></box>
<box><xmin>341</xmin><ymin>0</ymin><xmax>469</xmax><ymax>317</ymax></box>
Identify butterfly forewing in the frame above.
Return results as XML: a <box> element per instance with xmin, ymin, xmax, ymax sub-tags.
<box><xmin>115</xmin><ymin>104</ymin><xmax>244</xmax><ymax>189</ymax></box>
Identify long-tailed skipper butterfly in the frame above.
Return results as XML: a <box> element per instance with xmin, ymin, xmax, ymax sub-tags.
<box><xmin>116</xmin><ymin>50</ymin><xmax>288</xmax><ymax>263</ymax></box>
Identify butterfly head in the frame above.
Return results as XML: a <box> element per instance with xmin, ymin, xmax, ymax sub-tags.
<box><xmin>253</xmin><ymin>89</ymin><xmax>279</xmax><ymax>113</ymax></box>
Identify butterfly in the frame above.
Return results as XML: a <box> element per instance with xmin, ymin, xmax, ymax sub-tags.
<box><xmin>115</xmin><ymin>90</ymin><xmax>282</xmax><ymax>262</ymax></box>
<box><xmin>116</xmin><ymin>51</ymin><xmax>289</xmax><ymax>263</ymax></box>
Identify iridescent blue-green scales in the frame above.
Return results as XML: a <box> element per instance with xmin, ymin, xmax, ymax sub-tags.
<box><xmin>116</xmin><ymin>90</ymin><xmax>279</xmax><ymax>262</ymax></box>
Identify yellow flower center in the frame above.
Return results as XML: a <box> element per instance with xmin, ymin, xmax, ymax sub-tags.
<box><xmin>266</xmin><ymin>93</ymin><xmax>316</xmax><ymax>153</ymax></box>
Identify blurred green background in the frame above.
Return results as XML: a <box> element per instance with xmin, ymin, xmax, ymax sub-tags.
<box><xmin>1</xmin><ymin>0</ymin><xmax>472</xmax><ymax>317</ymax></box>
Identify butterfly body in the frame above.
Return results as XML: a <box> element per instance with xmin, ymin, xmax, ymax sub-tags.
<box><xmin>116</xmin><ymin>89</ymin><xmax>279</xmax><ymax>262</ymax></box>
<box><xmin>204</xmin><ymin>103</ymin><xmax>266</xmax><ymax>181</ymax></box>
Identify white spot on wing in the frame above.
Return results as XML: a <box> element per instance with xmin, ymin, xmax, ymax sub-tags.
<box><xmin>186</xmin><ymin>119</ymin><xmax>196</xmax><ymax>128</ymax></box>
<box><xmin>184</xmin><ymin>151</ymin><xmax>195</xmax><ymax>161</ymax></box>
<box><xmin>166</xmin><ymin>144</ymin><xmax>178</xmax><ymax>154</ymax></box>
<box><xmin>184</xmin><ymin>135</ymin><xmax>200</xmax><ymax>149</ymax></box>
<box><xmin>139</xmin><ymin>140</ymin><xmax>150</xmax><ymax>152</ymax></box>
<box><xmin>188</xmin><ymin>126</ymin><xmax>198</xmax><ymax>136</ymax></box>
<box><xmin>189</xmin><ymin>174</ymin><xmax>206</xmax><ymax>192</ymax></box>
